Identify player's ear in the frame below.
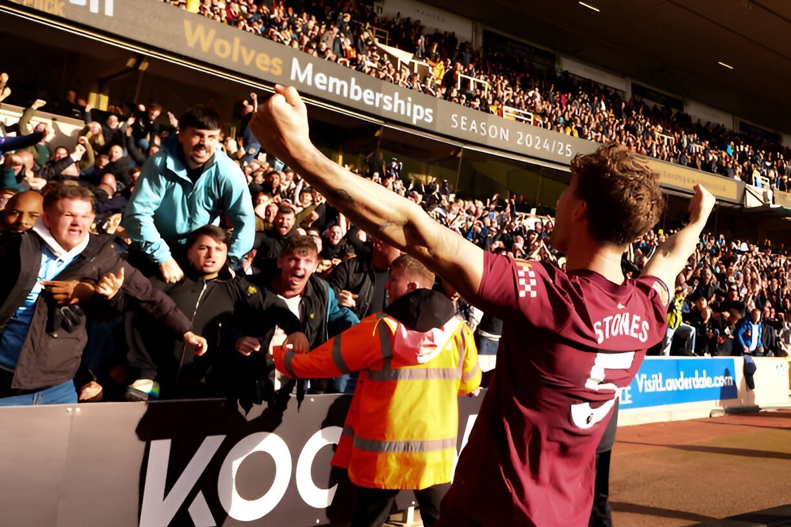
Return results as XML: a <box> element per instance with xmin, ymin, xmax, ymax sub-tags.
<box><xmin>571</xmin><ymin>199</ymin><xmax>587</xmax><ymax>223</ymax></box>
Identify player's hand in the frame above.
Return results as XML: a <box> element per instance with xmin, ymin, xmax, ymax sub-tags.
<box><xmin>337</xmin><ymin>290</ymin><xmax>357</xmax><ymax>308</ymax></box>
<box><xmin>688</xmin><ymin>184</ymin><xmax>715</xmax><ymax>226</ymax></box>
<box><xmin>184</xmin><ymin>331</ymin><xmax>208</xmax><ymax>356</ymax></box>
<box><xmin>96</xmin><ymin>267</ymin><xmax>124</xmax><ymax>299</ymax></box>
<box><xmin>41</xmin><ymin>280</ymin><xmax>95</xmax><ymax>305</ymax></box>
<box><xmin>283</xmin><ymin>332</ymin><xmax>309</xmax><ymax>353</ymax></box>
<box><xmin>235</xmin><ymin>336</ymin><xmax>261</xmax><ymax>356</ymax></box>
<box><xmin>250</xmin><ymin>85</ymin><xmax>311</xmax><ymax>166</ymax></box>
<box><xmin>160</xmin><ymin>258</ymin><xmax>184</xmax><ymax>284</ymax></box>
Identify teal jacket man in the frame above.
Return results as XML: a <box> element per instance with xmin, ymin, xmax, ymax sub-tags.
<box><xmin>122</xmin><ymin>107</ymin><xmax>255</xmax><ymax>277</ymax></box>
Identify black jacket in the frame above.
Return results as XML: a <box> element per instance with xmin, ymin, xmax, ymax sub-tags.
<box><xmin>253</xmin><ymin>226</ymin><xmax>296</xmax><ymax>262</ymax></box>
<box><xmin>0</xmin><ymin>231</ymin><xmax>191</xmax><ymax>390</ymax></box>
<box><xmin>326</xmin><ymin>251</ymin><xmax>387</xmax><ymax>319</ymax></box>
<box><xmin>125</xmin><ymin>266</ymin><xmax>300</xmax><ymax>394</ymax></box>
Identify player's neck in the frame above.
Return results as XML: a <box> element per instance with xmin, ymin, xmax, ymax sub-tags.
<box><xmin>565</xmin><ymin>239</ymin><xmax>626</xmax><ymax>285</ymax></box>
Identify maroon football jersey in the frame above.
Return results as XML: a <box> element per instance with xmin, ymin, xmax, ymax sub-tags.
<box><xmin>439</xmin><ymin>252</ymin><xmax>669</xmax><ymax>527</ymax></box>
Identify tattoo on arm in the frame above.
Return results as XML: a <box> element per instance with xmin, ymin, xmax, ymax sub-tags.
<box><xmin>330</xmin><ymin>189</ymin><xmax>355</xmax><ymax>206</ymax></box>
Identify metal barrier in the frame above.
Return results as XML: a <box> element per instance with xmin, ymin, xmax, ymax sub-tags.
<box><xmin>370</xmin><ymin>26</ymin><xmax>388</xmax><ymax>46</ymax></box>
<box><xmin>0</xmin><ymin>394</ymin><xmax>484</xmax><ymax>527</ymax></box>
<box><xmin>457</xmin><ymin>73</ymin><xmax>488</xmax><ymax>96</ymax></box>
<box><xmin>502</xmin><ymin>105</ymin><xmax>534</xmax><ymax>125</ymax></box>
<box><xmin>656</xmin><ymin>132</ymin><xmax>675</xmax><ymax>145</ymax></box>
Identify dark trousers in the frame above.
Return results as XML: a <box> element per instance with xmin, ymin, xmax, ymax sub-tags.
<box><xmin>351</xmin><ymin>483</ymin><xmax>450</xmax><ymax>527</ymax></box>
<box><xmin>589</xmin><ymin>449</ymin><xmax>613</xmax><ymax>527</ymax></box>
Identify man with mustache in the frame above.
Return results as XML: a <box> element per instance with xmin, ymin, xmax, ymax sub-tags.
<box><xmin>123</xmin><ymin>106</ymin><xmax>255</xmax><ymax>284</ymax></box>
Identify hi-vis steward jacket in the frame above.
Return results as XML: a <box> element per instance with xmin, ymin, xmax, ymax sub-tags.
<box><xmin>273</xmin><ymin>289</ymin><xmax>481</xmax><ymax>490</ymax></box>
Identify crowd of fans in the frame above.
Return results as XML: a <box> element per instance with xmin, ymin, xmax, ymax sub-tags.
<box><xmin>163</xmin><ymin>0</ymin><xmax>791</xmax><ymax>192</ymax></box>
<box><xmin>1</xmin><ymin>44</ymin><xmax>789</xmax><ymax>409</ymax></box>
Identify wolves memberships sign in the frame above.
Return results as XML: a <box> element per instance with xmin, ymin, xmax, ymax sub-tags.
<box><xmin>643</xmin><ymin>157</ymin><xmax>745</xmax><ymax>204</ymax></box>
<box><xmin>7</xmin><ymin>0</ymin><xmax>594</xmax><ymax>166</ymax></box>
<box><xmin>0</xmin><ymin>394</ymin><xmax>483</xmax><ymax>527</ymax></box>
<box><xmin>619</xmin><ymin>357</ymin><xmax>738</xmax><ymax>409</ymax></box>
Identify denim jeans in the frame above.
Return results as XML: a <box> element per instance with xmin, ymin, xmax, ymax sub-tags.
<box><xmin>0</xmin><ymin>380</ymin><xmax>78</xmax><ymax>406</ymax></box>
<box><xmin>475</xmin><ymin>334</ymin><xmax>500</xmax><ymax>355</ymax></box>
<box><xmin>475</xmin><ymin>333</ymin><xmax>500</xmax><ymax>372</ymax></box>
<box><xmin>241</xmin><ymin>142</ymin><xmax>261</xmax><ymax>165</ymax></box>
<box><xmin>661</xmin><ymin>324</ymin><xmax>696</xmax><ymax>356</ymax></box>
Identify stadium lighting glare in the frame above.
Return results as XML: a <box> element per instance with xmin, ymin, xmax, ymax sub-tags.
<box><xmin>579</xmin><ymin>2</ymin><xmax>600</xmax><ymax>12</ymax></box>
<box><xmin>718</xmin><ymin>61</ymin><xmax>734</xmax><ymax>70</ymax></box>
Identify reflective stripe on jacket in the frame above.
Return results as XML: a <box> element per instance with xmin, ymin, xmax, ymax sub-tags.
<box><xmin>274</xmin><ymin>310</ymin><xmax>481</xmax><ymax>490</ymax></box>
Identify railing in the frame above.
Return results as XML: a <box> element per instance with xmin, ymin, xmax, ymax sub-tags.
<box><xmin>457</xmin><ymin>73</ymin><xmax>489</xmax><ymax>96</ymax></box>
<box><xmin>656</xmin><ymin>132</ymin><xmax>676</xmax><ymax>145</ymax></box>
<box><xmin>370</xmin><ymin>26</ymin><xmax>388</xmax><ymax>46</ymax></box>
<box><xmin>407</xmin><ymin>59</ymin><xmax>431</xmax><ymax>77</ymax></box>
<box><xmin>350</xmin><ymin>21</ymin><xmax>388</xmax><ymax>46</ymax></box>
<box><xmin>502</xmin><ymin>105</ymin><xmax>534</xmax><ymax>125</ymax></box>
<box><xmin>753</xmin><ymin>174</ymin><xmax>771</xmax><ymax>189</ymax></box>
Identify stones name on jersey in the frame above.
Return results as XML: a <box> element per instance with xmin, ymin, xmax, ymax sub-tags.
<box><xmin>593</xmin><ymin>310</ymin><xmax>650</xmax><ymax>345</ymax></box>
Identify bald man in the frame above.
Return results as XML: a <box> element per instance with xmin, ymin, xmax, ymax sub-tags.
<box><xmin>1</xmin><ymin>190</ymin><xmax>43</xmax><ymax>234</ymax></box>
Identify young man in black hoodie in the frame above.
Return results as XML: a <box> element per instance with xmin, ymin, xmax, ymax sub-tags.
<box><xmin>125</xmin><ymin>224</ymin><xmax>307</xmax><ymax>402</ymax></box>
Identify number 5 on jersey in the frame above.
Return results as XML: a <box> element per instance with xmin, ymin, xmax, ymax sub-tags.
<box><xmin>570</xmin><ymin>351</ymin><xmax>634</xmax><ymax>429</ymax></box>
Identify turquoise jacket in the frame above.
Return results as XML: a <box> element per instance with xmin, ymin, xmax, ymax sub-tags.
<box><xmin>122</xmin><ymin>147</ymin><xmax>254</xmax><ymax>267</ymax></box>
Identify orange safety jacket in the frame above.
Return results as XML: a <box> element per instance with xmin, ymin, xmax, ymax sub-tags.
<box><xmin>273</xmin><ymin>290</ymin><xmax>481</xmax><ymax>490</ymax></box>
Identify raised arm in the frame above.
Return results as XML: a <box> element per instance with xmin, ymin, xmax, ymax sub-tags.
<box><xmin>641</xmin><ymin>184</ymin><xmax>716</xmax><ymax>289</ymax></box>
<box><xmin>250</xmin><ymin>85</ymin><xmax>484</xmax><ymax>301</ymax></box>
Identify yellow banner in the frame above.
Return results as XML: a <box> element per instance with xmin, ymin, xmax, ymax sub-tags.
<box><xmin>774</xmin><ymin>190</ymin><xmax>791</xmax><ymax>208</ymax></box>
<box><xmin>643</xmin><ymin>158</ymin><xmax>742</xmax><ymax>203</ymax></box>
